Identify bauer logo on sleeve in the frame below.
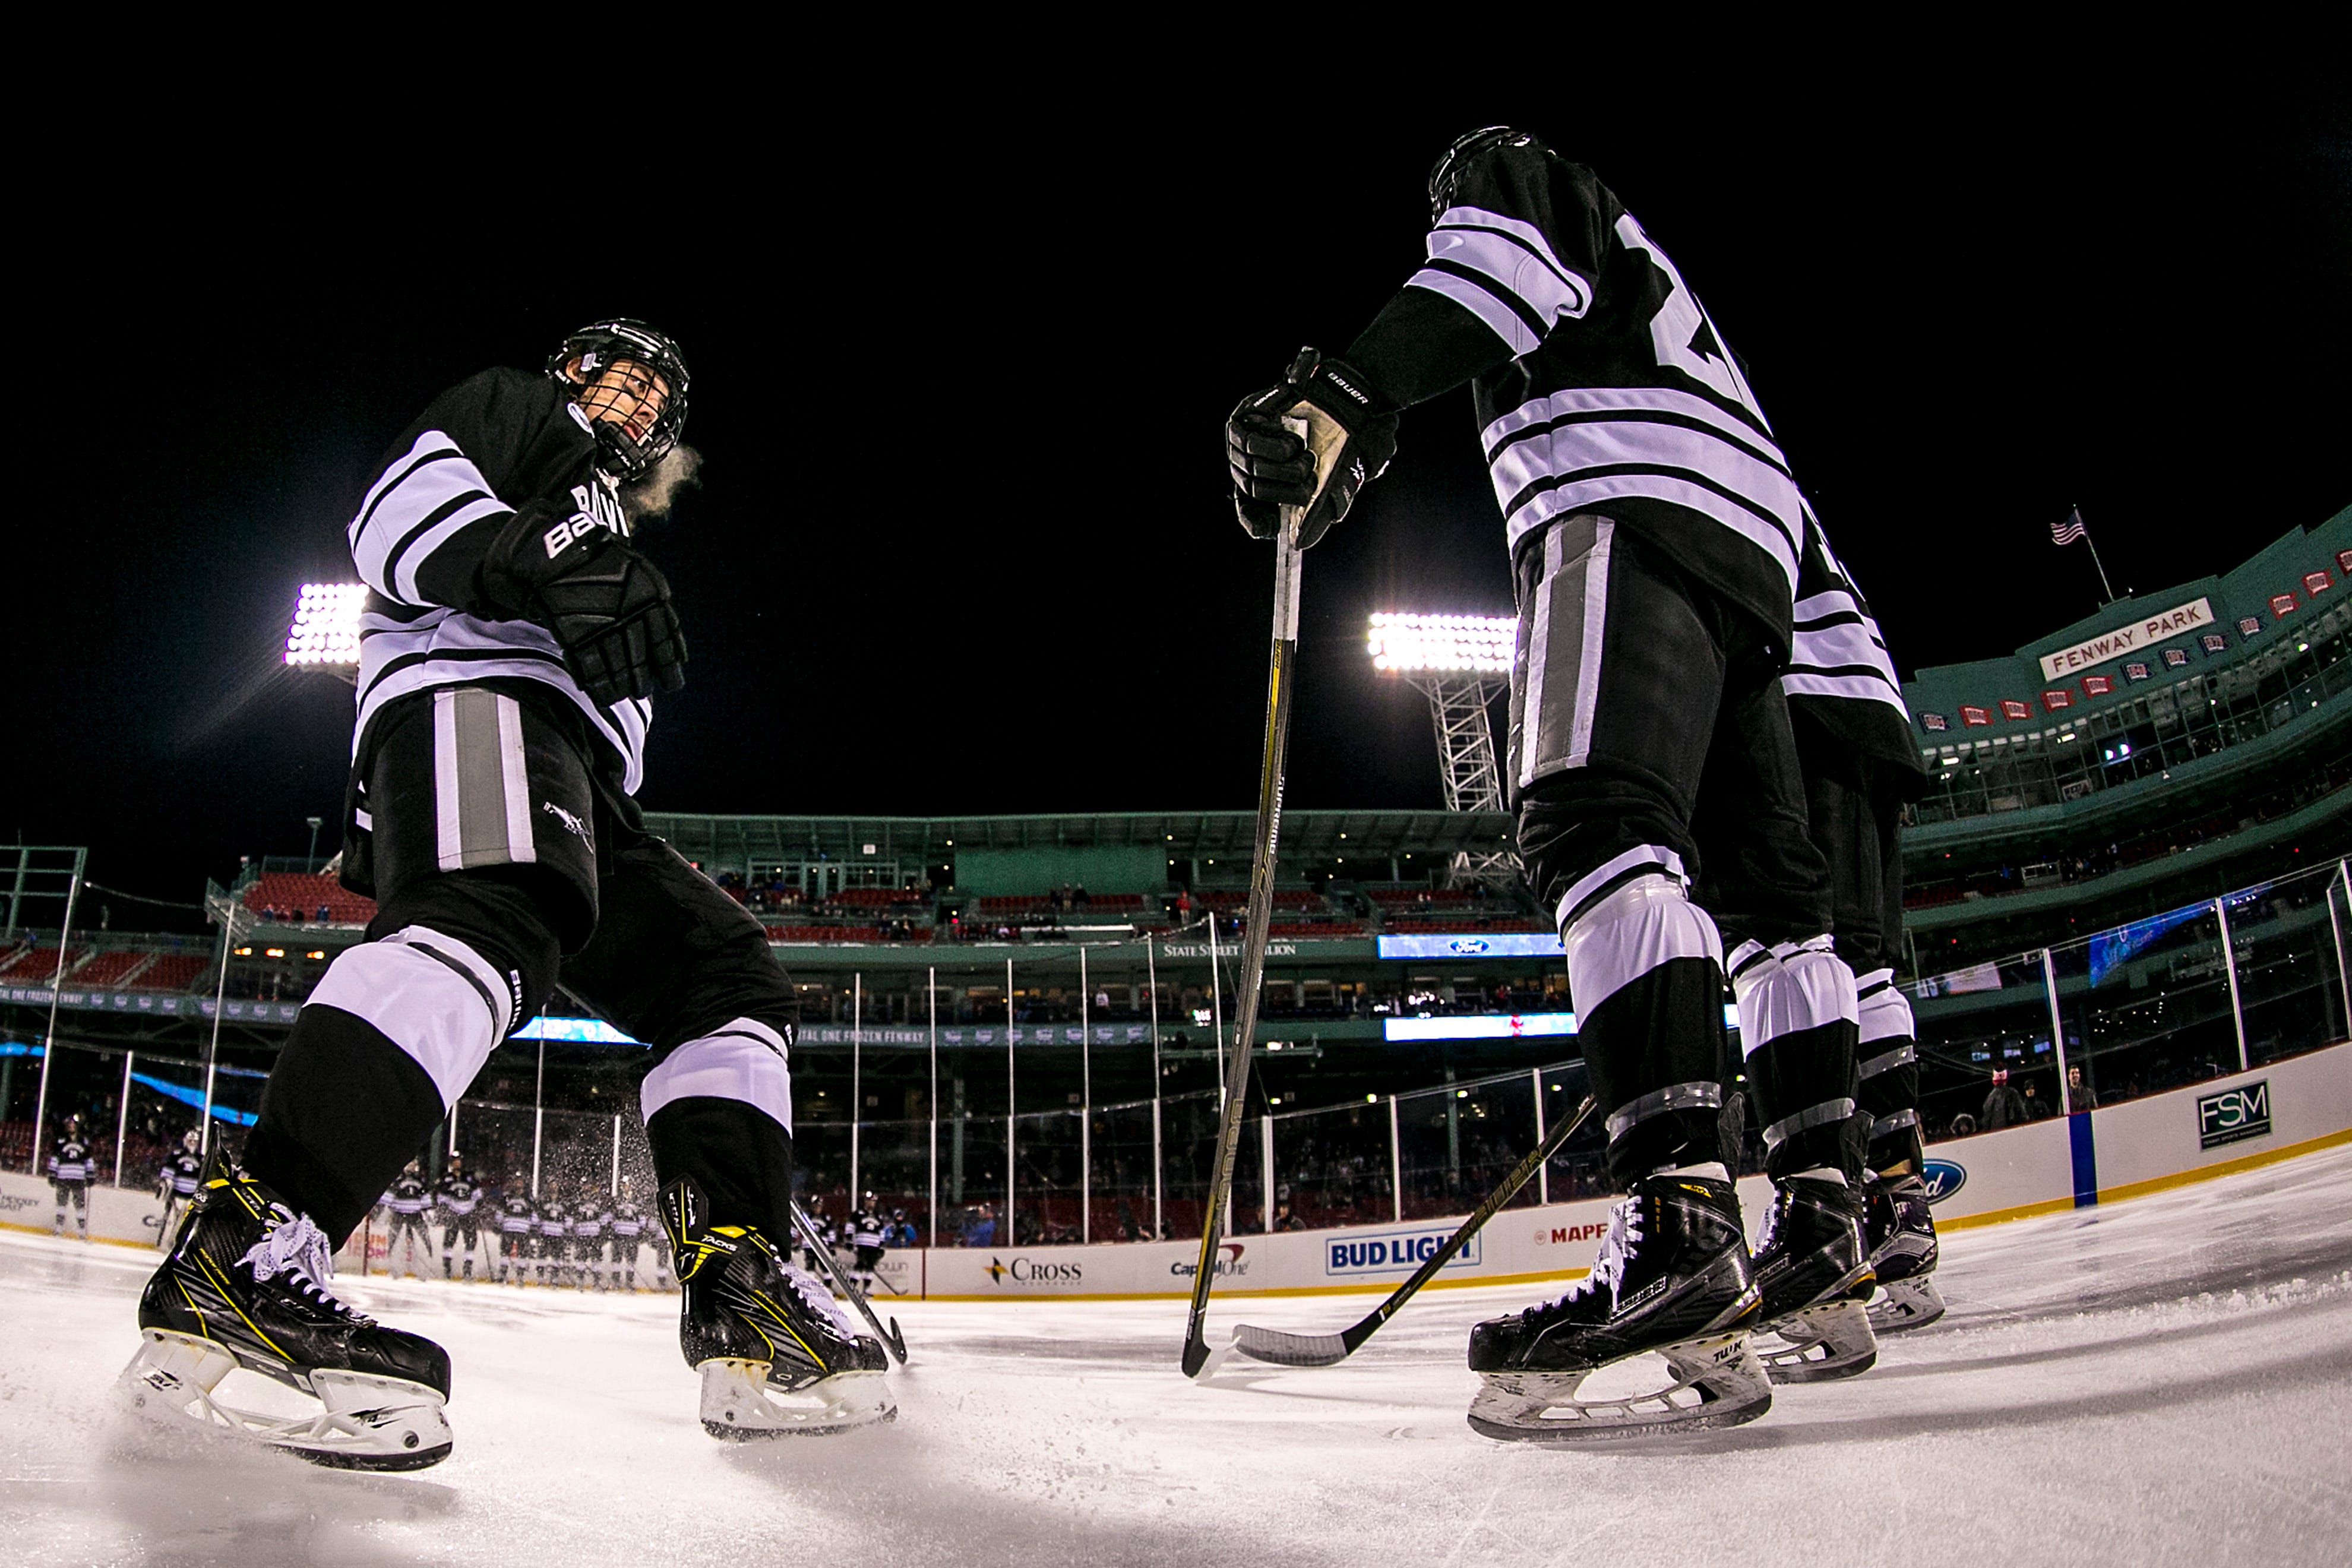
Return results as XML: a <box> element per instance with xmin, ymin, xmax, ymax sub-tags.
<box><xmin>2196</xmin><ymin>1080</ymin><xmax>2271</xmax><ymax>1150</ymax></box>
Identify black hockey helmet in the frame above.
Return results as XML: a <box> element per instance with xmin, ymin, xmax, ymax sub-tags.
<box><xmin>546</xmin><ymin>318</ymin><xmax>692</xmax><ymax>483</ymax></box>
<box><xmin>1428</xmin><ymin>127</ymin><xmax>1539</xmax><ymax>219</ymax></box>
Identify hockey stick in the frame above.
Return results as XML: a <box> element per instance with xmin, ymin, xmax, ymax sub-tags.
<box><xmin>1228</xmin><ymin>1093</ymin><xmax>1597</xmax><ymax>1368</ymax></box>
<box><xmin>1181</xmin><ymin>470</ymin><xmax>1314</xmax><ymax>1381</ymax></box>
<box><xmin>791</xmin><ymin>1202</ymin><xmax>908</xmax><ymax>1365</ymax></box>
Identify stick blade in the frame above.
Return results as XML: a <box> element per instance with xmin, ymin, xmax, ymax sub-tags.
<box><xmin>1230</xmin><ymin>1323</ymin><xmax>1352</xmax><ymax>1368</ymax></box>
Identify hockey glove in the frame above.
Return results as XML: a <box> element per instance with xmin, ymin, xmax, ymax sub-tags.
<box><xmin>481</xmin><ymin>510</ymin><xmax>688</xmax><ymax>706</ymax></box>
<box><xmin>1226</xmin><ymin>347</ymin><xmax>1398</xmax><ymax>549</ymax></box>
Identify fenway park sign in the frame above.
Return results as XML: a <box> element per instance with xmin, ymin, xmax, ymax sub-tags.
<box><xmin>2038</xmin><ymin>598</ymin><xmax>2214</xmax><ymax>681</ymax></box>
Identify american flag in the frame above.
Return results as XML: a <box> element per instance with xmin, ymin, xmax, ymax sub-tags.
<box><xmin>2052</xmin><ymin>508</ymin><xmax>2088</xmax><ymax>546</ymax></box>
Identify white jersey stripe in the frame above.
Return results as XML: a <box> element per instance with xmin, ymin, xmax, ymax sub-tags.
<box><xmin>1406</xmin><ymin>267</ymin><xmax>1541</xmax><ymax>357</ymax></box>
<box><xmin>1782</xmin><ymin>670</ymin><xmax>1908</xmax><ymax>709</ymax></box>
<box><xmin>1422</xmin><ymin>223</ymin><xmax>1591</xmax><ymax>329</ymax></box>
<box><xmin>1432</xmin><ymin>205</ymin><xmax>1585</xmax><ymax>297</ymax></box>
<box><xmin>352</xmin><ymin>445</ymin><xmax>502</xmax><ymax>603</ymax></box>
<box><xmin>1504</xmin><ymin>472</ymin><xmax>1800</xmax><ymax>595</ymax></box>
<box><xmin>390</xmin><ymin>494</ymin><xmax>511</xmax><ymax>606</ymax></box>
<box><xmin>1487</xmin><ymin>415</ymin><xmax>1804</xmax><ymax>543</ymax></box>
<box><xmin>1484</xmin><ymin>385</ymin><xmax>1786</xmax><ymax>465</ymax></box>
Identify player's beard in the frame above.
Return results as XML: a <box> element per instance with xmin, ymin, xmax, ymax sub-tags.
<box><xmin>621</xmin><ymin>442</ymin><xmax>703</xmax><ymax>523</ymax></box>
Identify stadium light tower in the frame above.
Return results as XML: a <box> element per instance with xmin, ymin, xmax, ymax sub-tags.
<box><xmin>285</xmin><ymin>583</ymin><xmax>366</xmax><ymax>682</ymax></box>
<box><xmin>1367</xmin><ymin>612</ymin><xmax>1522</xmax><ymax>889</ymax></box>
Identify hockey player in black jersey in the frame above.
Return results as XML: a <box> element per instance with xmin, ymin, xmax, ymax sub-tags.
<box><xmin>122</xmin><ymin>320</ymin><xmax>889</xmax><ymax>1467</ymax></box>
<box><xmin>495</xmin><ymin>1180</ymin><xmax>538</xmax><ymax>1286</ymax></box>
<box><xmin>435</xmin><ymin>1155</ymin><xmax>485</xmax><ymax>1281</ymax></box>
<box><xmin>609</xmin><ymin>1184</ymin><xmax>649</xmax><ymax>1290</ymax></box>
<box><xmin>385</xmin><ymin>1161</ymin><xmax>434</xmax><ymax>1279</ymax></box>
<box><xmin>48</xmin><ymin>1115</ymin><xmax>95</xmax><ymax>1240</ymax></box>
<box><xmin>1225</xmin><ymin>128</ymin><xmax>1876</xmax><ymax>1439</ymax></box>
<box><xmin>1775</xmin><ymin>512</ymin><xmax>1941</xmax><ymax>1335</ymax></box>
<box><xmin>573</xmin><ymin>1183</ymin><xmax>612</xmax><ymax>1291</ymax></box>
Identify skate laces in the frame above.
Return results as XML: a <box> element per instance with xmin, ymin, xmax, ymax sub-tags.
<box><xmin>777</xmin><ymin>1260</ymin><xmax>861</xmax><ymax>1340</ymax></box>
<box><xmin>1549</xmin><ymin>1194</ymin><xmax>1643</xmax><ymax>1309</ymax></box>
<box><xmin>239</xmin><ymin>1206</ymin><xmax>366</xmax><ymax>1322</ymax></box>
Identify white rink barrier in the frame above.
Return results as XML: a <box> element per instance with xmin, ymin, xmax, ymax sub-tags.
<box><xmin>902</xmin><ymin>1038</ymin><xmax>2352</xmax><ymax>1301</ymax></box>
<box><xmin>0</xmin><ymin>1174</ymin><xmax>168</xmax><ymax>1250</ymax></box>
<box><xmin>11</xmin><ymin>1041</ymin><xmax>2347</xmax><ymax>1289</ymax></box>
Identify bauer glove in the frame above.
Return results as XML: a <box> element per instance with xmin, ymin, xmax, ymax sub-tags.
<box><xmin>1226</xmin><ymin>348</ymin><xmax>1398</xmax><ymax>549</ymax></box>
<box><xmin>481</xmin><ymin>509</ymin><xmax>688</xmax><ymax>706</ymax></box>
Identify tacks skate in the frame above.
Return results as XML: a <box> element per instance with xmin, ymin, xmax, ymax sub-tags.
<box><xmin>663</xmin><ymin>1177</ymin><xmax>892</xmax><ymax>1439</ymax></box>
<box><xmin>119</xmin><ymin>1159</ymin><xmax>452</xmax><ymax>1470</ymax></box>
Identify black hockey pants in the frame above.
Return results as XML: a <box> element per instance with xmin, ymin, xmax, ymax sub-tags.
<box><xmin>245</xmin><ymin>683</ymin><xmax>801</xmax><ymax>1244</ymax></box>
<box><xmin>1509</xmin><ymin>517</ymin><xmax>1846</xmax><ymax>1183</ymax></box>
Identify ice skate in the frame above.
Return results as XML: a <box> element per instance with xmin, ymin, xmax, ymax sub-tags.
<box><xmin>1864</xmin><ymin>1171</ymin><xmax>1945</xmax><ymax>1332</ymax></box>
<box><xmin>118</xmin><ymin>1159</ymin><xmax>452</xmax><ymax>1471</ymax></box>
<box><xmin>663</xmin><ymin>1177</ymin><xmax>893</xmax><ymax>1440</ymax></box>
<box><xmin>1751</xmin><ymin>1175</ymin><xmax>1878</xmax><ymax>1383</ymax></box>
<box><xmin>1465</xmin><ymin>1173</ymin><xmax>1769</xmax><ymax>1442</ymax></box>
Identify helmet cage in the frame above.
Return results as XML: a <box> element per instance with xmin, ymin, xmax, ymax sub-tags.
<box><xmin>1428</xmin><ymin>127</ymin><xmax>1538</xmax><ymax>219</ymax></box>
<box><xmin>547</xmin><ymin>319</ymin><xmax>692</xmax><ymax>483</ymax></box>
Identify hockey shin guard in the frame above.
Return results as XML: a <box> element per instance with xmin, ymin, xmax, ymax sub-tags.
<box><xmin>1562</xmin><ymin>872</ymin><xmax>1731</xmax><ymax>1186</ymax></box>
<box><xmin>1730</xmin><ymin>937</ymin><xmax>1863</xmax><ymax>1183</ymax></box>
<box><xmin>244</xmin><ymin>925</ymin><xmax>524</xmax><ymax>1243</ymax></box>
<box><xmin>1854</xmin><ymin>969</ymin><xmax>1924</xmax><ymax>1174</ymax></box>
<box><xmin>642</xmin><ymin>1017</ymin><xmax>797</xmax><ymax>1240</ymax></box>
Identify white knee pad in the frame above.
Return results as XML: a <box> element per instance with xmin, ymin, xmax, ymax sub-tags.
<box><xmin>1561</xmin><ymin>872</ymin><xmax>1724</xmax><ymax>1018</ymax></box>
<box><xmin>1857</xmin><ymin>973</ymin><xmax>1915</xmax><ymax>1047</ymax></box>
<box><xmin>1729</xmin><ymin>934</ymin><xmax>1859</xmax><ymax>1060</ymax></box>
<box><xmin>305</xmin><ymin>925</ymin><xmax>517</xmax><ymax>1109</ymax></box>
<box><xmin>640</xmin><ymin>1017</ymin><xmax>795</xmax><ymax>1134</ymax></box>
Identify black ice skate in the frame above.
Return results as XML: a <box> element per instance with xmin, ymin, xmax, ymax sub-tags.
<box><xmin>1465</xmin><ymin>1174</ymin><xmax>1769</xmax><ymax>1441</ymax></box>
<box><xmin>1750</xmin><ymin>1175</ymin><xmax>1879</xmax><ymax>1383</ymax></box>
<box><xmin>662</xmin><ymin>1177</ymin><xmax>893</xmax><ymax>1439</ymax></box>
<box><xmin>119</xmin><ymin>1160</ymin><xmax>453</xmax><ymax>1470</ymax></box>
<box><xmin>1863</xmin><ymin>1172</ymin><xmax>1945</xmax><ymax>1332</ymax></box>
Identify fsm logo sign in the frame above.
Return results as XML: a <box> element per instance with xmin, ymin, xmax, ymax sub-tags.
<box><xmin>1324</xmin><ymin>1226</ymin><xmax>1481</xmax><ymax>1276</ymax></box>
<box><xmin>1919</xmin><ymin>1159</ymin><xmax>1967</xmax><ymax>1203</ymax></box>
<box><xmin>2198</xmin><ymin>1080</ymin><xmax>2272</xmax><ymax>1150</ymax></box>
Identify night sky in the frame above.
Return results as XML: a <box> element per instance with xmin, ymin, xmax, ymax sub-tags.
<box><xmin>14</xmin><ymin>91</ymin><xmax>2347</xmax><ymax>930</ymax></box>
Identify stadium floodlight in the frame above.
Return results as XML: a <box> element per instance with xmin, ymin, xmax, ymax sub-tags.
<box><xmin>284</xmin><ymin>583</ymin><xmax>367</xmax><ymax>668</ymax></box>
<box><xmin>1366</xmin><ymin>612</ymin><xmax>1516</xmax><ymax>674</ymax></box>
<box><xmin>1369</xmin><ymin>609</ymin><xmax>1520</xmax><ymax>890</ymax></box>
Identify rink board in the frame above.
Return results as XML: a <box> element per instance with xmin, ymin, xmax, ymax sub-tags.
<box><xmin>7</xmin><ymin>1041</ymin><xmax>2345</xmax><ymax>1291</ymax></box>
<box><xmin>905</xmin><ymin>1039</ymin><xmax>2352</xmax><ymax>1300</ymax></box>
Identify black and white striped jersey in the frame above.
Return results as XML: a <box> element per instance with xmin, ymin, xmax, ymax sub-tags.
<box><xmin>387</xmin><ymin>1174</ymin><xmax>431</xmax><ymax>1216</ymax></box>
<box><xmin>347</xmin><ymin>368</ymin><xmax>652</xmax><ymax>793</ymax></box>
<box><xmin>1785</xmin><ymin>505</ymin><xmax>1922</xmax><ymax>773</ymax></box>
<box><xmin>48</xmin><ymin>1138</ymin><xmax>94</xmax><ymax>1183</ymax></box>
<box><xmin>1348</xmin><ymin>144</ymin><xmax>1805</xmax><ymax>639</ymax></box>
<box><xmin>434</xmin><ymin>1178</ymin><xmax>481</xmax><ymax>1218</ymax></box>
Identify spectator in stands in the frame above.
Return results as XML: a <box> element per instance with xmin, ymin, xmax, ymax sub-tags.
<box><xmin>1981</xmin><ymin>1070</ymin><xmax>2028</xmax><ymax>1129</ymax></box>
<box><xmin>2065</xmin><ymin>1065</ymin><xmax>2094</xmax><ymax>1110</ymax></box>
<box><xmin>2021</xmin><ymin>1080</ymin><xmax>2053</xmax><ymax>1120</ymax></box>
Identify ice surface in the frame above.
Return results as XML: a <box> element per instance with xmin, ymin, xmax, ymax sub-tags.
<box><xmin>6</xmin><ymin>1146</ymin><xmax>2351</xmax><ymax>1567</ymax></box>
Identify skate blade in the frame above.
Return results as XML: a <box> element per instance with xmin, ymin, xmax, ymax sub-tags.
<box><xmin>698</xmin><ymin>1358</ymin><xmax>896</xmax><ymax>1440</ymax></box>
<box><xmin>1466</xmin><ymin>1333</ymin><xmax>1772</xmax><ymax>1443</ymax></box>
<box><xmin>1757</xmin><ymin>1298</ymin><xmax>1879</xmax><ymax>1383</ymax></box>
<box><xmin>119</xmin><ymin>1329</ymin><xmax>453</xmax><ymax>1471</ymax></box>
<box><xmin>1867</xmin><ymin>1272</ymin><xmax>1946</xmax><ymax>1334</ymax></box>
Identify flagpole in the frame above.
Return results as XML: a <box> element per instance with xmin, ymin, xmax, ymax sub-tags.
<box><xmin>2059</xmin><ymin>505</ymin><xmax>2117</xmax><ymax>605</ymax></box>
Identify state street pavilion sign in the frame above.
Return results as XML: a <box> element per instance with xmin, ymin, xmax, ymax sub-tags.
<box><xmin>2038</xmin><ymin>598</ymin><xmax>2215</xmax><ymax>682</ymax></box>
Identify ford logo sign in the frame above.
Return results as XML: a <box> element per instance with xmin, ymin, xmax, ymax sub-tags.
<box><xmin>1920</xmin><ymin>1159</ymin><xmax>1967</xmax><ymax>1203</ymax></box>
<box><xmin>1447</xmin><ymin>937</ymin><xmax>1492</xmax><ymax>955</ymax></box>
